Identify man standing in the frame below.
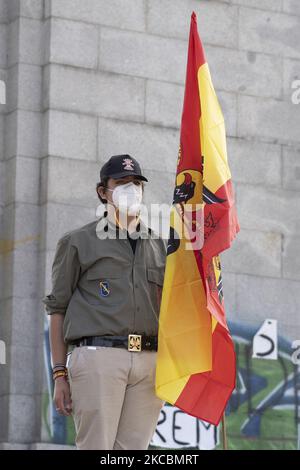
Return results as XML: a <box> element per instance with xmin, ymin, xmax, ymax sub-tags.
<box><xmin>43</xmin><ymin>154</ymin><xmax>166</xmax><ymax>450</ymax></box>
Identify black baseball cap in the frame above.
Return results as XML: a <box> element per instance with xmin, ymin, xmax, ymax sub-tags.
<box><xmin>100</xmin><ymin>154</ymin><xmax>148</xmax><ymax>182</ymax></box>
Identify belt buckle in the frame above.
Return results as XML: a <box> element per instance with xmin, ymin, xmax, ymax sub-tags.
<box><xmin>128</xmin><ymin>334</ymin><xmax>142</xmax><ymax>352</ymax></box>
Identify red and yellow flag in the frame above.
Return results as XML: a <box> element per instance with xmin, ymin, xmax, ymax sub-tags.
<box><xmin>155</xmin><ymin>12</ymin><xmax>240</xmax><ymax>426</ymax></box>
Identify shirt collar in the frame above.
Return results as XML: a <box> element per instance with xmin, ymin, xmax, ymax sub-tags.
<box><xmin>102</xmin><ymin>210</ymin><xmax>151</xmax><ymax>239</ymax></box>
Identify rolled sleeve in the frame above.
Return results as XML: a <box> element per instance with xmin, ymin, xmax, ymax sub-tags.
<box><xmin>42</xmin><ymin>234</ymin><xmax>81</xmax><ymax>315</ymax></box>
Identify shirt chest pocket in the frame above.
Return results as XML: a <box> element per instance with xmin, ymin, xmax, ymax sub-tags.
<box><xmin>84</xmin><ymin>265</ymin><xmax>125</xmax><ymax>306</ymax></box>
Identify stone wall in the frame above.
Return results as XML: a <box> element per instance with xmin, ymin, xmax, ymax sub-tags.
<box><xmin>0</xmin><ymin>0</ymin><xmax>299</xmax><ymax>446</ymax></box>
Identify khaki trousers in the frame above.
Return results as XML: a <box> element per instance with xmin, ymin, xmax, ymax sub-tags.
<box><xmin>68</xmin><ymin>345</ymin><xmax>165</xmax><ymax>450</ymax></box>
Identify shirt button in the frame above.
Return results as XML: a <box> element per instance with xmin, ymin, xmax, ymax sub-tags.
<box><xmin>135</xmin><ymin>284</ymin><xmax>138</xmax><ymax>288</ymax></box>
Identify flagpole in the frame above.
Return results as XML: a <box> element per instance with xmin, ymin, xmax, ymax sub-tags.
<box><xmin>221</xmin><ymin>413</ymin><xmax>228</xmax><ymax>450</ymax></box>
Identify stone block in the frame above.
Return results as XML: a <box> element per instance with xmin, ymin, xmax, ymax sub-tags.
<box><xmin>6</xmin><ymin>64</ymin><xmax>42</xmax><ymax>113</ymax></box>
<box><xmin>8</xmin><ymin>0</ymin><xmax>44</xmax><ymax>20</ymax></box>
<box><xmin>145</xmin><ymin>79</ymin><xmax>237</xmax><ymax>136</ymax></box>
<box><xmin>282</xmin><ymin>146</ymin><xmax>300</xmax><ymax>191</ymax></box>
<box><xmin>98</xmin><ymin>117</ymin><xmax>179</xmax><ymax>173</ymax></box>
<box><xmin>238</xmin><ymin>95</ymin><xmax>300</xmax><ymax>145</ymax></box>
<box><xmin>0</xmin><ymin>23</ymin><xmax>7</xmax><ymax>68</ymax></box>
<box><xmin>47</xmin><ymin>0</ymin><xmax>146</xmax><ymax>31</ymax></box>
<box><xmin>227</xmin><ymin>138</ymin><xmax>281</xmax><ymax>186</ymax></box>
<box><xmin>206</xmin><ymin>45</ymin><xmax>282</xmax><ymax>99</ymax></box>
<box><xmin>147</xmin><ymin>0</ymin><xmax>238</xmax><ymax>48</ymax></box>
<box><xmin>2</xmin><ymin>202</ymin><xmax>40</xmax><ymax>252</ymax></box>
<box><xmin>4</xmin><ymin>156</ymin><xmax>40</xmax><ymax>204</ymax></box>
<box><xmin>145</xmin><ymin>80</ymin><xmax>184</xmax><ymax>129</ymax></box>
<box><xmin>6</xmin><ymin>110</ymin><xmax>42</xmax><ymax>158</ymax></box>
<box><xmin>44</xmin><ymin>64</ymin><xmax>145</xmax><ymax>121</ymax></box>
<box><xmin>8</xmin><ymin>17</ymin><xmax>44</xmax><ymax>67</ymax></box>
<box><xmin>10</xmin><ymin>344</ymin><xmax>43</xmax><ymax>394</ymax></box>
<box><xmin>239</xmin><ymin>7</ymin><xmax>300</xmax><ymax>60</ymax></box>
<box><xmin>20</xmin><ymin>0</ymin><xmax>44</xmax><ymax>19</ymax></box>
<box><xmin>4</xmin><ymin>248</ymin><xmax>39</xmax><ymax>298</ymax></box>
<box><xmin>41</xmin><ymin>155</ymin><xmax>100</xmax><ymax>207</ymax></box>
<box><xmin>40</xmin><ymin>202</ymin><xmax>96</xmax><ymax>251</ymax></box>
<box><xmin>44</xmin><ymin>110</ymin><xmax>97</xmax><ymax>161</ymax></box>
<box><xmin>1</xmin><ymin>297</ymin><xmax>42</xmax><ymax>350</ymax></box>
<box><xmin>99</xmin><ymin>27</ymin><xmax>186</xmax><ymax>84</ymax></box>
<box><xmin>8</xmin><ymin>394</ymin><xmax>41</xmax><ymax>443</ymax></box>
<box><xmin>0</xmin><ymin>0</ymin><xmax>8</xmax><ymax>23</ymax></box>
<box><xmin>221</xmin><ymin>228</ymin><xmax>282</xmax><ymax>277</ymax></box>
<box><xmin>237</xmin><ymin>183</ymin><xmax>300</xmax><ymax>236</ymax></box>
<box><xmin>283</xmin><ymin>58</ymin><xmax>300</xmax><ymax>101</ymax></box>
<box><xmin>0</xmin><ymin>114</ymin><xmax>4</xmax><ymax>158</ymax></box>
<box><xmin>282</xmin><ymin>235</ymin><xmax>300</xmax><ymax>280</ymax></box>
<box><xmin>0</xmin><ymin>396</ymin><xmax>9</xmax><ymax>442</ymax></box>
<box><xmin>236</xmin><ymin>273</ymin><xmax>300</xmax><ymax>341</ymax></box>
<box><xmin>283</xmin><ymin>0</ymin><xmax>300</xmax><ymax>15</ymax></box>
<box><xmin>48</xmin><ymin>18</ymin><xmax>98</xmax><ymax>69</ymax></box>
<box><xmin>233</xmin><ymin>0</ymin><xmax>283</xmax><ymax>12</ymax></box>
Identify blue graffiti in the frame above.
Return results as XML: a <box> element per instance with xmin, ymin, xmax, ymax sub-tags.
<box><xmin>227</xmin><ymin>321</ymin><xmax>299</xmax><ymax>440</ymax></box>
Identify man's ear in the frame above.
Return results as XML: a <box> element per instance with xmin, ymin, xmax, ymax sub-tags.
<box><xmin>96</xmin><ymin>183</ymin><xmax>107</xmax><ymax>204</ymax></box>
<box><xmin>98</xmin><ymin>186</ymin><xmax>105</xmax><ymax>198</ymax></box>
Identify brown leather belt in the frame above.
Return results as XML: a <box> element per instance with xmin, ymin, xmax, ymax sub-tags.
<box><xmin>75</xmin><ymin>334</ymin><xmax>158</xmax><ymax>352</ymax></box>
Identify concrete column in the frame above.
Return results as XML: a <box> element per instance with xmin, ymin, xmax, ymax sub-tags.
<box><xmin>0</xmin><ymin>0</ymin><xmax>45</xmax><ymax>444</ymax></box>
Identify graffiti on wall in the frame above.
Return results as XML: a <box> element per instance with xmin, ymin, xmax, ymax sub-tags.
<box><xmin>150</xmin><ymin>404</ymin><xmax>219</xmax><ymax>450</ymax></box>
<box><xmin>42</xmin><ymin>320</ymin><xmax>300</xmax><ymax>449</ymax></box>
<box><xmin>225</xmin><ymin>321</ymin><xmax>299</xmax><ymax>450</ymax></box>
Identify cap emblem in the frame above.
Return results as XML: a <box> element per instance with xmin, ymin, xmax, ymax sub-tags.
<box><xmin>122</xmin><ymin>158</ymin><xmax>134</xmax><ymax>171</ymax></box>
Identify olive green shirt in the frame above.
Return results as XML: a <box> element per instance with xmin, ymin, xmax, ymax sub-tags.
<box><xmin>42</xmin><ymin>215</ymin><xmax>167</xmax><ymax>343</ymax></box>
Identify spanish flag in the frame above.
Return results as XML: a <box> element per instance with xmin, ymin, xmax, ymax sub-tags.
<box><xmin>155</xmin><ymin>12</ymin><xmax>240</xmax><ymax>426</ymax></box>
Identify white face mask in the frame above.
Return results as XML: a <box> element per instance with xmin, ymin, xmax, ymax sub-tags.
<box><xmin>108</xmin><ymin>182</ymin><xmax>143</xmax><ymax>215</ymax></box>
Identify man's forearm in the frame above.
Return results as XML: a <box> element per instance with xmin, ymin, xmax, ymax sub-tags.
<box><xmin>50</xmin><ymin>313</ymin><xmax>72</xmax><ymax>417</ymax></box>
<box><xmin>49</xmin><ymin>313</ymin><xmax>67</xmax><ymax>366</ymax></box>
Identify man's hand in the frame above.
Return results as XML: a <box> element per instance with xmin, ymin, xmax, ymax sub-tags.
<box><xmin>53</xmin><ymin>377</ymin><xmax>72</xmax><ymax>416</ymax></box>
